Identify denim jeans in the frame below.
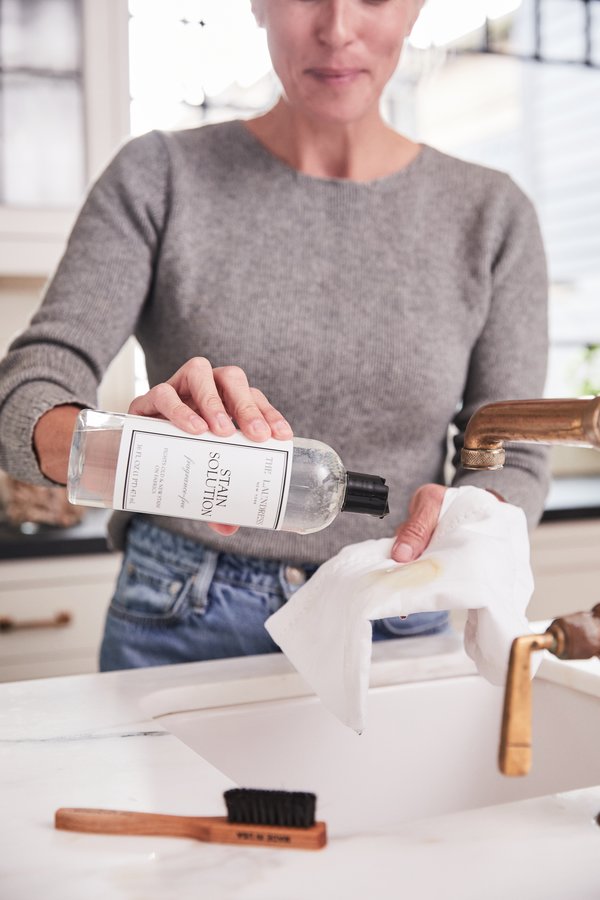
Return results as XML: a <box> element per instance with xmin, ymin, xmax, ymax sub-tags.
<box><xmin>100</xmin><ymin>517</ymin><xmax>450</xmax><ymax>672</ymax></box>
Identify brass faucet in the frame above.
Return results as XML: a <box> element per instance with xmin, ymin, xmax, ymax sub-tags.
<box><xmin>459</xmin><ymin>395</ymin><xmax>600</xmax><ymax>776</ymax></box>
<box><xmin>461</xmin><ymin>396</ymin><xmax>600</xmax><ymax>471</ymax></box>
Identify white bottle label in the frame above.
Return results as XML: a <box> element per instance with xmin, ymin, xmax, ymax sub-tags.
<box><xmin>112</xmin><ymin>416</ymin><xmax>293</xmax><ymax>530</ymax></box>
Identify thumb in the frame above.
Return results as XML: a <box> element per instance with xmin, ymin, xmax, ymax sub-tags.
<box><xmin>391</xmin><ymin>484</ymin><xmax>446</xmax><ymax>563</ymax></box>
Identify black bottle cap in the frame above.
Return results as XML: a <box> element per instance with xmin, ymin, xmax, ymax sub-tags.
<box><xmin>341</xmin><ymin>472</ymin><xmax>390</xmax><ymax>518</ymax></box>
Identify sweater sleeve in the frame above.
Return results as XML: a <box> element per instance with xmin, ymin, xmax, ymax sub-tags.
<box><xmin>0</xmin><ymin>130</ymin><xmax>169</xmax><ymax>485</ymax></box>
<box><xmin>451</xmin><ymin>179</ymin><xmax>551</xmax><ymax>528</ymax></box>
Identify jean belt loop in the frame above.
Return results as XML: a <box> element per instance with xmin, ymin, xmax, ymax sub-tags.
<box><xmin>189</xmin><ymin>547</ymin><xmax>219</xmax><ymax>610</ymax></box>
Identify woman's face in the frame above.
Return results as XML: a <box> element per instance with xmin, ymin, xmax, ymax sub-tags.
<box><xmin>252</xmin><ymin>0</ymin><xmax>421</xmax><ymax>125</ymax></box>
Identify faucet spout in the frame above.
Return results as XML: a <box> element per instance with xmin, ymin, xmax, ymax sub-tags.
<box><xmin>461</xmin><ymin>396</ymin><xmax>600</xmax><ymax>470</ymax></box>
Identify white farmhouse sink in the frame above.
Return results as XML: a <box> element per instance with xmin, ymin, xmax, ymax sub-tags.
<box><xmin>141</xmin><ymin>641</ymin><xmax>600</xmax><ymax>838</ymax></box>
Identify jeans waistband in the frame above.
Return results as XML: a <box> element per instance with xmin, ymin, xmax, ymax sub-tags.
<box><xmin>125</xmin><ymin>516</ymin><xmax>319</xmax><ymax>588</ymax></box>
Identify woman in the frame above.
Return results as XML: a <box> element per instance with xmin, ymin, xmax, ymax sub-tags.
<box><xmin>0</xmin><ymin>0</ymin><xmax>549</xmax><ymax>669</ymax></box>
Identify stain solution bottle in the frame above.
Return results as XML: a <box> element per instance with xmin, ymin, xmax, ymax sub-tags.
<box><xmin>67</xmin><ymin>410</ymin><xmax>389</xmax><ymax>534</ymax></box>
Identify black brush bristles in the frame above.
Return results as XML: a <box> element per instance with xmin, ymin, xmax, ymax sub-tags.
<box><xmin>224</xmin><ymin>788</ymin><xmax>317</xmax><ymax>829</ymax></box>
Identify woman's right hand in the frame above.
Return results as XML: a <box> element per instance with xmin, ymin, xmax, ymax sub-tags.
<box><xmin>128</xmin><ymin>358</ymin><xmax>293</xmax><ymax>535</ymax></box>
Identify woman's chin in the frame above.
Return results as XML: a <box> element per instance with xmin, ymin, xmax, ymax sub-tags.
<box><xmin>296</xmin><ymin>98</ymin><xmax>377</xmax><ymax>127</ymax></box>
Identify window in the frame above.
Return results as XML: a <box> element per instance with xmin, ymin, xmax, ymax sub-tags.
<box><xmin>0</xmin><ymin>0</ymin><xmax>85</xmax><ymax>207</ymax></box>
<box><xmin>128</xmin><ymin>0</ymin><xmax>277</xmax><ymax>135</ymax></box>
<box><xmin>411</xmin><ymin>0</ymin><xmax>600</xmax><ymax>398</ymax></box>
<box><xmin>0</xmin><ymin>0</ymin><xmax>129</xmax><ymax>275</ymax></box>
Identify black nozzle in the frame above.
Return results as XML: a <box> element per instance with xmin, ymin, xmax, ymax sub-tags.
<box><xmin>341</xmin><ymin>471</ymin><xmax>389</xmax><ymax>518</ymax></box>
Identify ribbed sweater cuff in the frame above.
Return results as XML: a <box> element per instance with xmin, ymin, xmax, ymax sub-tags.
<box><xmin>0</xmin><ymin>381</ymin><xmax>88</xmax><ymax>486</ymax></box>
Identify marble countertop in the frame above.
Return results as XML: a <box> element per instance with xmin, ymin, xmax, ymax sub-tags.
<box><xmin>2</xmin><ymin>637</ymin><xmax>600</xmax><ymax>900</ymax></box>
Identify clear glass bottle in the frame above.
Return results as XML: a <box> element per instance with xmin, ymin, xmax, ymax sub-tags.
<box><xmin>68</xmin><ymin>410</ymin><xmax>389</xmax><ymax>534</ymax></box>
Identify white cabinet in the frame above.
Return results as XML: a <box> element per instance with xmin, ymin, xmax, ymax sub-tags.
<box><xmin>0</xmin><ymin>552</ymin><xmax>121</xmax><ymax>681</ymax></box>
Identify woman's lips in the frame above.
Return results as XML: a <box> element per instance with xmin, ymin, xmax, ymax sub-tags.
<box><xmin>306</xmin><ymin>67</ymin><xmax>365</xmax><ymax>85</ymax></box>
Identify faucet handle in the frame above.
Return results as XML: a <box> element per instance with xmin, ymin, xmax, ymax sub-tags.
<box><xmin>499</xmin><ymin>632</ymin><xmax>557</xmax><ymax>776</ymax></box>
<box><xmin>548</xmin><ymin>605</ymin><xmax>600</xmax><ymax>660</ymax></box>
<box><xmin>499</xmin><ymin>606</ymin><xmax>600</xmax><ymax>777</ymax></box>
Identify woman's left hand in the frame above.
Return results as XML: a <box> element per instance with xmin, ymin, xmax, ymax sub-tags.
<box><xmin>391</xmin><ymin>484</ymin><xmax>506</xmax><ymax>562</ymax></box>
<box><xmin>391</xmin><ymin>483</ymin><xmax>447</xmax><ymax>563</ymax></box>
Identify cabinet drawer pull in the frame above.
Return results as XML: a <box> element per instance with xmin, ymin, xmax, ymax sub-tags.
<box><xmin>0</xmin><ymin>611</ymin><xmax>72</xmax><ymax>632</ymax></box>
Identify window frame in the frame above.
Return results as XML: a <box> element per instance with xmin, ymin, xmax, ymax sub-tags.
<box><xmin>0</xmin><ymin>0</ymin><xmax>130</xmax><ymax>276</ymax></box>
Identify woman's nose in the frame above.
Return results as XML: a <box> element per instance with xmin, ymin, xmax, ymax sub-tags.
<box><xmin>315</xmin><ymin>0</ymin><xmax>359</xmax><ymax>49</ymax></box>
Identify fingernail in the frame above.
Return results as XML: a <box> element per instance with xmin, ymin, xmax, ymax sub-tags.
<box><xmin>272</xmin><ymin>419</ymin><xmax>292</xmax><ymax>437</ymax></box>
<box><xmin>393</xmin><ymin>542</ymin><xmax>414</xmax><ymax>562</ymax></box>
<box><xmin>249</xmin><ymin>419</ymin><xmax>270</xmax><ymax>438</ymax></box>
<box><xmin>216</xmin><ymin>413</ymin><xmax>233</xmax><ymax>431</ymax></box>
<box><xmin>189</xmin><ymin>414</ymin><xmax>205</xmax><ymax>431</ymax></box>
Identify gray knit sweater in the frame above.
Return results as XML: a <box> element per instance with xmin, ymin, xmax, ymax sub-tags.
<box><xmin>0</xmin><ymin>121</ymin><xmax>549</xmax><ymax>563</ymax></box>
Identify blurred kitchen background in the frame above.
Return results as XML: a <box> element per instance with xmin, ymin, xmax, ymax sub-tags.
<box><xmin>0</xmin><ymin>0</ymin><xmax>599</xmax><ymax>681</ymax></box>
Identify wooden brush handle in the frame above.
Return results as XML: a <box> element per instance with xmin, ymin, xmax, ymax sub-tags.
<box><xmin>55</xmin><ymin>807</ymin><xmax>327</xmax><ymax>850</ymax></box>
<box><xmin>55</xmin><ymin>807</ymin><xmax>209</xmax><ymax>841</ymax></box>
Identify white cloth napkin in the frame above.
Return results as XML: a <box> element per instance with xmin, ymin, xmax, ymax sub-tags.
<box><xmin>265</xmin><ymin>486</ymin><xmax>536</xmax><ymax>733</ymax></box>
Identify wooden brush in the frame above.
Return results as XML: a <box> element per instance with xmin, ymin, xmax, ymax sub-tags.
<box><xmin>55</xmin><ymin>788</ymin><xmax>327</xmax><ymax>851</ymax></box>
